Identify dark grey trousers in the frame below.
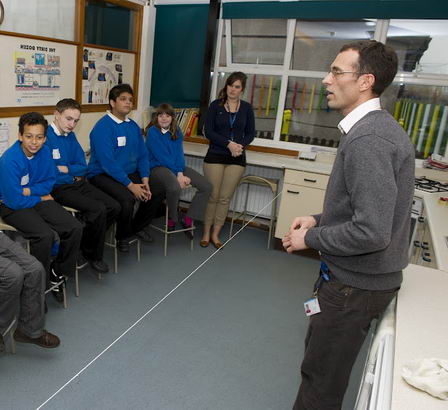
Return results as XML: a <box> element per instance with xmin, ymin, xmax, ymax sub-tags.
<box><xmin>293</xmin><ymin>274</ymin><xmax>398</xmax><ymax>410</ymax></box>
<box><xmin>150</xmin><ymin>166</ymin><xmax>212</xmax><ymax>222</ymax></box>
<box><xmin>0</xmin><ymin>233</ymin><xmax>45</xmax><ymax>339</ymax></box>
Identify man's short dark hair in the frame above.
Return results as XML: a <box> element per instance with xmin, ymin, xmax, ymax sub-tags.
<box><xmin>108</xmin><ymin>84</ymin><xmax>133</xmax><ymax>109</ymax></box>
<box><xmin>340</xmin><ymin>40</ymin><xmax>398</xmax><ymax>97</ymax></box>
<box><xmin>55</xmin><ymin>98</ymin><xmax>81</xmax><ymax>113</ymax></box>
<box><xmin>18</xmin><ymin>112</ymin><xmax>48</xmax><ymax>135</ymax></box>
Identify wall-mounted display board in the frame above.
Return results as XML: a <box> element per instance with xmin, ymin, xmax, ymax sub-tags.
<box><xmin>81</xmin><ymin>46</ymin><xmax>135</xmax><ymax>104</ymax></box>
<box><xmin>0</xmin><ymin>34</ymin><xmax>77</xmax><ymax>108</ymax></box>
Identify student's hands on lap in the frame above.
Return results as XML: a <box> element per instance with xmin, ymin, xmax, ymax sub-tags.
<box><xmin>141</xmin><ymin>177</ymin><xmax>152</xmax><ymax>201</ymax></box>
<box><xmin>57</xmin><ymin>165</ymin><xmax>69</xmax><ymax>174</ymax></box>
<box><xmin>128</xmin><ymin>182</ymin><xmax>150</xmax><ymax>201</ymax></box>
<box><xmin>177</xmin><ymin>173</ymin><xmax>191</xmax><ymax>189</ymax></box>
<box><xmin>22</xmin><ymin>188</ymin><xmax>31</xmax><ymax>196</ymax></box>
<box><xmin>41</xmin><ymin>194</ymin><xmax>54</xmax><ymax>201</ymax></box>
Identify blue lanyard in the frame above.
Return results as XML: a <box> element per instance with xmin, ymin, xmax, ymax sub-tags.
<box><xmin>229</xmin><ymin>112</ymin><xmax>237</xmax><ymax>139</ymax></box>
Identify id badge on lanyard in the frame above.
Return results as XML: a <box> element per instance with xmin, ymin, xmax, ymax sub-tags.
<box><xmin>304</xmin><ymin>262</ymin><xmax>330</xmax><ymax>316</ymax></box>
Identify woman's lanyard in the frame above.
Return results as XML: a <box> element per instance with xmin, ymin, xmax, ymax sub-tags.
<box><xmin>226</xmin><ymin>100</ymin><xmax>240</xmax><ymax>141</ymax></box>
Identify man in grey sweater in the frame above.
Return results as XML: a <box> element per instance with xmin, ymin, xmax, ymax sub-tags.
<box><xmin>283</xmin><ymin>40</ymin><xmax>414</xmax><ymax>409</ymax></box>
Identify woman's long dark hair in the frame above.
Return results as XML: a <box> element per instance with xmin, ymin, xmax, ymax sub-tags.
<box><xmin>217</xmin><ymin>71</ymin><xmax>247</xmax><ymax>105</ymax></box>
<box><xmin>145</xmin><ymin>103</ymin><xmax>179</xmax><ymax>140</ymax></box>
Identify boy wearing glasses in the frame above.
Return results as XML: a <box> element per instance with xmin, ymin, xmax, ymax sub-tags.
<box><xmin>283</xmin><ymin>41</ymin><xmax>414</xmax><ymax>409</ymax></box>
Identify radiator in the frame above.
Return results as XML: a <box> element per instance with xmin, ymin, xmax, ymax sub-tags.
<box><xmin>183</xmin><ymin>155</ymin><xmax>284</xmax><ymax>219</ymax></box>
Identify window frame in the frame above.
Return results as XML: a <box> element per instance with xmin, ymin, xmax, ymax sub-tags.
<box><xmin>211</xmin><ymin>17</ymin><xmax>448</xmax><ymax>153</ymax></box>
<box><xmin>0</xmin><ymin>0</ymin><xmax>143</xmax><ymax>118</ymax></box>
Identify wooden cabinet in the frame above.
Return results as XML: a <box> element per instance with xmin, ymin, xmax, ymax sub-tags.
<box><xmin>275</xmin><ymin>169</ymin><xmax>329</xmax><ymax>239</ymax></box>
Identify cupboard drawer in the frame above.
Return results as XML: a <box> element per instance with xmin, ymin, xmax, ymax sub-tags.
<box><xmin>275</xmin><ymin>183</ymin><xmax>326</xmax><ymax>239</ymax></box>
<box><xmin>284</xmin><ymin>169</ymin><xmax>329</xmax><ymax>190</ymax></box>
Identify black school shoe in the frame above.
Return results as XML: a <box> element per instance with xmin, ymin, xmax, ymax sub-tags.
<box><xmin>136</xmin><ymin>229</ymin><xmax>153</xmax><ymax>243</ymax></box>
<box><xmin>117</xmin><ymin>239</ymin><xmax>130</xmax><ymax>252</ymax></box>
<box><xmin>89</xmin><ymin>259</ymin><xmax>109</xmax><ymax>273</ymax></box>
<box><xmin>49</xmin><ymin>266</ymin><xmax>65</xmax><ymax>304</ymax></box>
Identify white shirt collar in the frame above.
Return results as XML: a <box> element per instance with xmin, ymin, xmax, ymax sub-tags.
<box><xmin>107</xmin><ymin>110</ymin><xmax>130</xmax><ymax>124</ymax></box>
<box><xmin>50</xmin><ymin>122</ymin><xmax>68</xmax><ymax>137</ymax></box>
<box><xmin>338</xmin><ymin>98</ymin><xmax>381</xmax><ymax>135</ymax></box>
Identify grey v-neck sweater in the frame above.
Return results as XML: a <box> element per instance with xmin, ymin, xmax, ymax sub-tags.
<box><xmin>305</xmin><ymin>110</ymin><xmax>415</xmax><ymax>290</ymax></box>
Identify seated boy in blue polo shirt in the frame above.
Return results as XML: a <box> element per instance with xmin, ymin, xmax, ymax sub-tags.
<box><xmin>0</xmin><ymin>112</ymin><xmax>82</xmax><ymax>302</ymax></box>
<box><xmin>87</xmin><ymin>84</ymin><xmax>164</xmax><ymax>252</ymax></box>
<box><xmin>46</xmin><ymin>98</ymin><xmax>120</xmax><ymax>273</ymax></box>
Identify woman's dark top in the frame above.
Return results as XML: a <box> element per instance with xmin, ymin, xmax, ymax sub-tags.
<box><xmin>204</xmin><ymin>99</ymin><xmax>256</xmax><ymax>166</ymax></box>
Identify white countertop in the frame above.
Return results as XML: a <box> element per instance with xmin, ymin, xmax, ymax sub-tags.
<box><xmin>392</xmin><ymin>263</ymin><xmax>448</xmax><ymax>409</ymax></box>
<box><xmin>183</xmin><ymin>142</ymin><xmax>333</xmax><ymax>175</ymax></box>
<box><xmin>414</xmin><ymin>190</ymin><xmax>448</xmax><ymax>272</ymax></box>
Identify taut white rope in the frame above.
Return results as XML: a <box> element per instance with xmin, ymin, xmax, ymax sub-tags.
<box><xmin>36</xmin><ymin>191</ymin><xmax>282</xmax><ymax>409</ymax></box>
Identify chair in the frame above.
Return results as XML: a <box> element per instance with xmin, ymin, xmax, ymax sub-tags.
<box><xmin>1</xmin><ymin>317</ymin><xmax>17</xmax><ymax>354</ymax></box>
<box><xmin>63</xmin><ymin>206</ymin><xmax>98</xmax><ymax>297</ymax></box>
<box><xmin>149</xmin><ymin>195</ymin><xmax>195</xmax><ymax>257</ymax></box>
<box><xmin>104</xmin><ymin>222</ymin><xmax>141</xmax><ymax>274</ymax></box>
<box><xmin>229</xmin><ymin>175</ymin><xmax>279</xmax><ymax>249</ymax></box>
<box><xmin>0</xmin><ymin>217</ymin><xmax>67</xmax><ymax>308</ymax></box>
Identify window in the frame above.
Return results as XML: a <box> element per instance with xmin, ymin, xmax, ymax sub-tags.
<box><xmin>292</xmin><ymin>20</ymin><xmax>376</xmax><ymax>71</ymax></box>
<box><xmin>212</xmin><ymin>17</ymin><xmax>448</xmax><ymax>158</ymax></box>
<box><xmin>381</xmin><ymin>81</ymin><xmax>448</xmax><ymax>158</ymax></box>
<box><xmin>85</xmin><ymin>0</ymin><xmax>137</xmax><ymax>51</ymax></box>
<box><xmin>386</xmin><ymin>20</ymin><xmax>448</xmax><ymax>75</ymax></box>
<box><xmin>1</xmin><ymin>0</ymin><xmax>76</xmax><ymax>41</ymax></box>
<box><xmin>281</xmin><ymin>76</ymin><xmax>340</xmax><ymax>147</ymax></box>
<box><xmin>231</xmin><ymin>19</ymin><xmax>287</xmax><ymax>65</ymax></box>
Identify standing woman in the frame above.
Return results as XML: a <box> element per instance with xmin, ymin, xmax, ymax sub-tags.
<box><xmin>202</xmin><ymin>71</ymin><xmax>255</xmax><ymax>248</ymax></box>
<box><xmin>145</xmin><ymin>103</ymin><xmax>212</xmax><ymax>235</ymax></box>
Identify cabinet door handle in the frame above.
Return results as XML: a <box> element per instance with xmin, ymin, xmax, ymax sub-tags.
<box><xmin>287</xmin><ymin>190</ymin><xmax>300</xmax><ymax>195</ymax></box>
<box><xmin>418</xmin><ymin>216</ymin><xmax>425</xmax><ymax>223</ymax></box>
<box><xmin>422</xmin><ymin>256</ymin><xmax>432</xmax><ymax>262</ymax></box>
<box><xmin>421</xmin><ymin>244</ymin><xmax>429</xmax><ymax>250</ymax></box>
<box><xmin>303</xmin><ymin>178</ymin><xmax>317</xmax><ymax>183</ymax></box>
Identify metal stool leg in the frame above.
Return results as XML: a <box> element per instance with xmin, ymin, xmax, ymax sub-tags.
<box><xmin>75</xmin><ymin>268</ymin><xmax>79</xmax><ymax>297</ymax></box>
<box><xmin>164</xmin><ymin>204</ymin><xmax>168</xmax><ymax>257</ymax></box>
<box><xmin>229</xmin><ymin>184</ymin><xmax>241</xmax><ymax>239</ymax></box>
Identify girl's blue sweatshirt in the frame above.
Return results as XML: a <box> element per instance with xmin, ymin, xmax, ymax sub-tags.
<box><xmin>145</xmin><ymin>126</ymin><xmax>185</xmax><ymax>174</ymax></box>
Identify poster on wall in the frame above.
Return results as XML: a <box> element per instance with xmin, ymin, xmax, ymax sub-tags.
<box><xmin>0</xmin><ymin>35</ymin><xmax>76</xmax><ymax>108</ymax></box>
<box><xmin>14</xmin><ymin>48</ymin><xmax>61</xmax><ymax>106</ymax></box>
<box><xmin>81</xmin><ymin>47</ymin><xmax>135</xmax><ymax>104</ymax></box>
<box><xmin>0</xmin><ymin>121</ymin><xmax>10</xmax><ymax>156</ymax></box>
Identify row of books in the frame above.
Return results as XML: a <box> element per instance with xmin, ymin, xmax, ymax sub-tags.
<box><xmin>174</xmin><ymin>108</ymin><xmax>199</xmax><ymax>137</ymax></box>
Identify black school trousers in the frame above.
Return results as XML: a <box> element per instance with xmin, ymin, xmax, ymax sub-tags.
<box><xmin>51</xmin><ymin>178</ymin><xmax>121</xmax><ymax>261</ymax></box>
<box><xmin>89</xmin><ymin>172</ymin><xmax>164</xmax><ymax>241</ymax></box>
<box><xmin>0</xmin><ymin>201</ymin><xmax>83</xmax><ymax>285</ymax></box>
